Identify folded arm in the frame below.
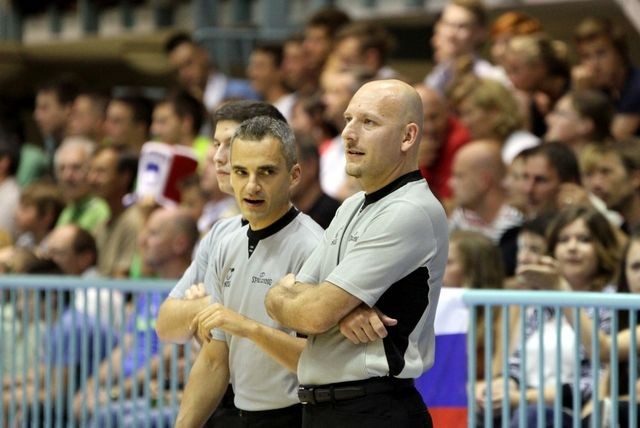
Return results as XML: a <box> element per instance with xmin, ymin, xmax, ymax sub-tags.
<box><xmin>265</xmin><ymin>273</ymin><xmax>363</xmax><ymax>335</ymax></box>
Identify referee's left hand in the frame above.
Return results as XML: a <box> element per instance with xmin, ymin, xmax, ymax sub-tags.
<box><xmin>191</xmin><ymin>303</ymin><xmax>252</xmax><ymax>343</ymax></box>
<box><xmin>339</xmin><ymin>305</ymin><xmax>397</xmax><ymax>344</ymax></box>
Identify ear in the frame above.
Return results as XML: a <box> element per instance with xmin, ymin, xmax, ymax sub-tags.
<box><xmin>290</xmin><ymin>163</ymin><xmax>302</xmax><ymax>188</ymax></box>
<box><xmin>400</xmin><ymin>123</ymin><xmax>420</xmax><ymax>153</ymax></box>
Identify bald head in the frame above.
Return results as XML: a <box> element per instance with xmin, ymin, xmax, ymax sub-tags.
<box><xmin>341</xmin><ymin>79</ymin><xmax>424</xmax><ymax>192</ymax></box>
<box><xmin>359</xmin><ymin>79</ymin><xmax>423</xmax><ymax>131</ymax></box>
<box><xmin>456</xmin><ymin>139</ymin><xmax>505</xmax><ymax>180</ymax></box>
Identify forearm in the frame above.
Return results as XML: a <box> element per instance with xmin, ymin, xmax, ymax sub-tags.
<box><xmin>175</xmin><ymin>343</ymin><xmax>229</xmax><ymax>428</ymax></box>
<box><xmin>156</xmin><ymin>297</ymin><xmax>210</xmax><ymax>344</ymax></box>
<box><xmin>266</xmin><ymin>281</ymin><xmax>346</xmax><ymax>334</ymax></box>
<box><xmin>245</xmin><ymin>323</ymin><xmax>306</xmax><ymax>373</ymax></box>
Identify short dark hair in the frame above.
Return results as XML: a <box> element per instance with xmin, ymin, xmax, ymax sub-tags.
<box><xmin>253</xmin><ymin>43</ymin><xmax>285</xmax><ymax>68</ymax></box>
<box><xmin>212</xmin><ymin>100</ymin><xmax>286</xmax><ymax>134</ymax></box>
<box><xmin>567</xmin><ymin>89</ymin><xmax>613</xmax><ymax>141</ymax></box>
<box><xmin>335</xmin><ymin>22</ymin><xmax>395</xmax><ymax>65</ymax></box>
<box><xmin>93</xmin><ymin>145</ymin><xmax>139</xmax><ymax>193</ymax></box>
<box><xmin>231</xmin><ymin>116</ymin><xmax>297</xmax><ymax>169</ymax></box>
<box><xmin>36</xmin><ymin>74</ymin><xmax>80</xmax><ymax>106</ymax></box>
<box><xmin>160</xmin><ymin>89</ymin><xmax>206</xmax><ymax>135</ymax></box>
<box><xmin>112</xmin><ymin>95</ymin><xmax>153</xmax><ymax>129</ymax></box>
<box><xmin>164</xmin><ymin>32</ymin><xmax>195</xmax><ymax>54</ymax></box>
<box><xmin>306</xmin><ymin>7</ymin><xmax>351</xmax><ymax>37</ymax></box>
<box><xmin>521</xmin><ymin>142</ymin><xmax>581</xmax><ymax>184</ymax></box>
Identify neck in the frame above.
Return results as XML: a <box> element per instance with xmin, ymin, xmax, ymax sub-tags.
<box><xmin>472</xmin><ymin>189</ymin><xmax>505</xmax><ymax>224</ymax></box>
<box><xmin>361</xmin><ymin>162</ymin><xmax>417</xmax><ymax>194</ymax></box>
<box><xmin>292</xmin><ymin>182</ymin><xmax>323</xmax><ymax>212</ymax></box>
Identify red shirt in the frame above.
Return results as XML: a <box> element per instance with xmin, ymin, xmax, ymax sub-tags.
<box><xmin>420</xmin><ymin>117</ymin><xmax>470</xmax><ymax>200</ymax></box>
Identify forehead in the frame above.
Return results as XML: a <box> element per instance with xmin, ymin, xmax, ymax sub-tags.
<box><xmin>214</xmin><ymin>120</ymin><xmax>240</xmax><ymax>140</ymax></box>
<box><xmin>560</xmin><ymin>217</ymin><xmax>588</xmax><ymax>234</ymax></box>
<box><xmin>526</xmin><ymin>155</ymin><xmax>554</xmax><ymax>174</ymax></box>
<box><xmin>170</xmin><ymin>42</ymin><xmax>197</xmax><ymax>62</ymax></box>
<box><xmin>154</xmin><ymin>102</ymin><xmax>176</xmax><ymax>116</ymax></box>
<box><xmin>108</xmin><ymin>102</ymin><xmax>133</xmax><ymax>118</ymax></box>
<box><xmin>92</xmin><ymin>149</ymin><xmax>118</xmax><ymax>165</ymax></box>
<box><xmin>58</xmin><ymin>145</ymin><xmax>89</xmax><ymax>163</ymax></box>
<box><xmin>231</xmin><ymin>137</ymin><xmax>285</xmax><ymax>165</ymax></box>
<box><xmin>48</xmin><ymin>226</ymin><xmax>75</xmax><ymax>246</ymax></box>
<box><xmin>346</xmin><ymin>86</ymin><xmax>398</xmax><ymax>116</ymax></box>
<box><xmin>442</xmin><ymin>4</ymin><xmax>477</xmax><ymax>25</ymax></box>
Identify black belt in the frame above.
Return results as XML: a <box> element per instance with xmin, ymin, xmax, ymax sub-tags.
<box><xmin>298</xmin><ymin>377</ymin><xmax>414</xmax><ymax>405</ymax></box>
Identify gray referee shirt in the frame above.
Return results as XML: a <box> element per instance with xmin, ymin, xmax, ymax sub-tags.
<box><xmin>169</xmin><ymin>215</ymin><xmax>244</xmax><ymax>298</ymax></box>
<box><xmin>210</xmin><ymin>208</ymin><xmax>323</xmax><ymax>411</ymax></box>
<box><xmin>296</xmin><ymin>171</ymin><xmax>448</xmax><ymax>385</ymax></box>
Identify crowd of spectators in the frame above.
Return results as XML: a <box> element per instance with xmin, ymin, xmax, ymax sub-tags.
<box><xmin>1</xmin><ymin>0</ymin><xmax>640</xmax><ymax>425</ymax></box>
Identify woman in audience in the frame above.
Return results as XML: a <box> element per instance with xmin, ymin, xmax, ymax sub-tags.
<box><xmin>528</xmin><ymin>226</ymin><xmax>640</xmax><ymax>426</ymax></box>
<box><xmin>478</xmin><ymin>206</ymin><xmax>622</xmax><ymax>426</ymax></box>
<box><xmin>503</xmin><ymin>33</ymin><xmax>571</xmax><ymax>138</ymax></box>
<box><xmin>452</xmin><ymin>77</ymin><xmax>540</xmax><ymax>164</ymax></box>
<box><xmin>445</xmin><ymin>230</ymin><xmax>505</xmax><ymax>379</ymax></box>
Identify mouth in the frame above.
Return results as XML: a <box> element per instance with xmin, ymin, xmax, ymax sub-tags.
<box><xmin>243</xmin><ymin>198</ymin><xmax>265</xmax><ymax>208</ymax></box>
<box><xmin>346</xmin><ymin>148</ymin><xmax>365</xmax><ymax>157</ymax></box>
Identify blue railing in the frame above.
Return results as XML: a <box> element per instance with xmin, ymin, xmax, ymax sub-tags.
<box><xmin>464</xmin><ymin>290</ymin><xmax>640</xmax><ymax>428</ymax></box>
<box><xmin>3</xmin><ymin>276</ymin><xmax>640</xmax><ymax>427</ymax></box>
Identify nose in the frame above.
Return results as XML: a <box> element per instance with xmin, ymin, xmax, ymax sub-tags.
<box><xmin>245</xmin><ymin>174</ymin><xmax>261</xmax><ymax>194</ymax></box>
<box><xmin>342</xmin><ymin>120</ymin><xmax>356</xmax><ymax>143</ymax></box>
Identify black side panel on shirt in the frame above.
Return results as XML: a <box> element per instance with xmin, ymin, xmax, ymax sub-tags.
<box><xmin>376</xmin><ymin>267</ymin><xmax>430</xmax><ymax>376</ymax></box>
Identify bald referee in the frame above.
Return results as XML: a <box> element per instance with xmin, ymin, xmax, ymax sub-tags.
<box><xmin>266</xmin><ymin>80</ymin><xmax>448</xmax><ymax>428</ymax></box>
<box><xmin>175</xmin><ymin>116</ymin><xmax>323</xmax><ymax>427</ymax></box>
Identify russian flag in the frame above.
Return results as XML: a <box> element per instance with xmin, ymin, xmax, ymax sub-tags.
<box><xmin>416</xmin><ymin>287</ymin><xmax>468</xmax><ymax>427</ymax></box>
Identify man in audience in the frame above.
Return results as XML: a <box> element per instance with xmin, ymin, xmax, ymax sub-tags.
<box><xmin>33</xmin><ymin>75</ymin><xmax>79</xmax><ymax>166</ymax></box>
<box><xmin>333</xmin><ymin>22</ymin><xmax>400</xmax><ymax>79</ymax></box>
<box><xmin>247</xmin><ymin>43</ymin><xmax>296</xmax><ymax>122</ymax></box>
<box><xmin>303</xmin><ymin>8</ymin><xmax>351</xmax><ymax>92</ymax></box>
<box><xmin>67</xmin><ymin>90</ymin><xmax>109</xmax><ymax>143</ymax></box>
<box><xmin>89</xmin><ymin>145</ymin><xmax>143</xmax><ymax>277</ymax></box>
<box><xmin>54</xmin><ymin>137</ymin><xmax>110</xmax><ymax>234</ymax></box>
<box><xmin>519</xmin><ymin>143</ymin><xmax>583</xmax><ymax>219</ymax></box>
<box><xmin>74</xmin><ymin>207</ymin><xmax>198</xmax><ymax>423</ymax></box>
<box><xmin>414</xmin><ymin>84</ymin><xmax>470</xmax><ymax>207</ymax></box>
<box><xmin>104</xmin><ymin>95</ymin><xmax>153</xmax><ymax>153</ymax></box>
<box><xmin>425</xmin><ymin>0</ymin><xmax>507</xmax><ymax>94</ymax></box>
<box><xmin>292</xmin><ymin>135</ymin><xmax>340</xmax><ymax>229</ymax></box>
<box><xmin>150</xmin><ymin>89</ymin><xmax>209</xmax><ymax>164</ymax></box>
<box><xmin>581</xmin><ymin>139</ymin><xmax>640</xmax><ymax>233</ymax></box>
<box><xmin>319</xmin><ymin>68</ymin><xmax>370</xmax><ymax>200</ymax></box>
<box><xmin>573</xmin><ymin>17</ymin><xmax>640</xmax><ymax>139</ymax></box>
<box><xmin>164</xmin><ymin>32</ymin><xmax>257</xmax><ymax>113</ymax></box>
<box><xmin>449</xmin><ymin>139</ymin><xmax>523</xmax><ymax>243</ymax></box>
<box><xmin>282</xmin><ymin>34</ymin><xmax>311</xmax><ymax>96</ymax></box>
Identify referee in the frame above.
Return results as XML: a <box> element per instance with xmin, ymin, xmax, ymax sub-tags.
<box><xmin>175</xmin><ymin>116</ymin><xmax>323</xmax><ymax>427</ymax></box>
<box><xmin>266</xmin><ymin>79</ymin><xmax>448</xmax><ymax>428</ymax></box>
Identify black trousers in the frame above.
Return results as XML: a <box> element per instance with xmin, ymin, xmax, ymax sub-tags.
<box><xmin>301</xmin><ymin>384</ymin><xmax>432</xmax><ymax>428</ymax></box>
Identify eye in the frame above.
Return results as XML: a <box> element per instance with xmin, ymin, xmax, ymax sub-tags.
<box><xmin>233</xmin><ymin>169</ymin><xmax>247</xmax><ymax>176</ymax></box>
<box><xmin>212</xmin><ymin>140</ymin><xmax>221</xmax><ymax>149</ymax></box>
